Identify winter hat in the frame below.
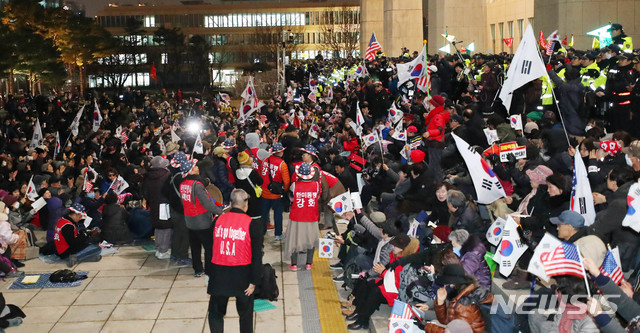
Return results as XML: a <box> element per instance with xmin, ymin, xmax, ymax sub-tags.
<box><xmin>171</xmin><ymin>152</ymin><xmax>197</xmax><ymax>176</ymax></box>
<box><xmin>150</xmin><ymin>156</ymin><xmax>169</xmax><ymax>169</ymax></box>
<box><xmin>165</xmin><ymin>142</ymin><xmax>180</xmax><ymax>155</ymax></box>
<box><xmin>221</xmin><ymin>138</ymin><xmax>235</xmax><ymax>149</ymax></box>
<box><xmin>524</xmin><ymin>121</ymin><xmax>539</xmax><ymax>134</ymax></box>
<box><xmin>433</xmin><ymin>225</ymin><xmax>452</xmax><ymax>242</ymax></box>
<box><xmin>429</xmin><ymin>95</ymin><xmax>445</xmax><ymax>107</ymax></box>
<box><xmin>389</xmin><ymin>234</ymin><xmax>411</xmax><ymax>249</ymax></box>
<box><xmin>407</xmin><ymin>126</ymin><xmax>418</xmax><ymax>133</ymax></box>
<box><xmin>525</xmin><ymin>165</ymin><xmax>553</xmax><ymax>185</ymax></box>
<box><xmin>410</xmin><ymin>149</ymin><xmax>425</xmax><ymax>163</ymax></box>
<box><xmin>213</xmin><ymin>146</ymin><xmax>229</xmax><ymax>157</ymax></box>
<box><xmin>2</xmin><ymin>195</ymin><xmax>18</xmax><ymax>208</ymax></box>
<box><xmin>575</xmin><ymin>235</ymin><xmax>607</xmax><ymax>268</ymax></box>
<box><xmin>237</xmin><ymin>152</ymin><xmax>252</xmax><ymax>166</ymax></box>
<box><xmin>369</xmin><ymin>211</ymin><xmax>386</xmax><ymax>224</ymax></box>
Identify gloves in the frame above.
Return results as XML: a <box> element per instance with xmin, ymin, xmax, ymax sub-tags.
<box><xmin>413</xmin><ymin>318</ymin><xmax>426</xmax><ymax>330</ymax></box>
<box><xmin>385</xmin><ymin>260</ymin><xmax>400</xmax><ymax>271</ymax></box>
<box><xmin>545</xmin><ymin>63</ymin><xmax>552</xmax><ymax>71</ymax></box>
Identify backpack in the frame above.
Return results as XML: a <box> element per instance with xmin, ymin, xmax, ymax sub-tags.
<box><xmin>254</xmin><ymin>263</ymin><xmax>279</xmax><ymax>301</ymax></box>
<box><xmin>49</xmin><ymin>269</ymin><xmax>88</xmax><ymax>283</ymax></box>
<box><xmin>341</xmin><ymin>260</ymin><xmax>361</xmax><ymax>290</ymax></box>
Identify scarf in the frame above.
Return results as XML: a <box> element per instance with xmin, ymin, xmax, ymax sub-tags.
<box><xmin>515</xmin><ymin>188</ymin><xmax>537</xmax><ymax>215</ymax></box>
<box><xmin>558</xmin><ymin>293</ymin><xmax>588</xmax><ymax>333</ymax></box>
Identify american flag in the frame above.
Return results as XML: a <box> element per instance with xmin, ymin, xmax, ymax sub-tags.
<box><xmin>600</xmin><ymin>248</ymin><xmax>624</xmax><ymax>285</ymax></box>
<box><xmin>120</xmin><ymin>130</ymin><xmax>128</xmax><ymax>144</ymax></box>
<box><xmin>365</xmin><ymin>32</ymin><xmax>382</xmax><ymax>61</ymax></box>
<box><xmin>389</xmin><ymin>300</ymin><xmax>415</xmax><ymax>320</ymax></box>
<box><xmin>416</xmin><ymin>72</ymin><xmax>431</xmax><ymax>93</ymax></box>
<box><xmin>540</xmin><ymin>242</ymin><xmax>585</xmax><ymax>278</ymax></box>
<box><xmin>546</xmin><ymin>41</ymin><xmax>555</xmax><ymax>56</ymax></box>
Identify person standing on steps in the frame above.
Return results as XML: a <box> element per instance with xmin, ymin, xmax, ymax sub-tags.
<box><xmin>208</xmin><ymin>189</ymin><xmax>263</xmax><ymax>333</ymax></box>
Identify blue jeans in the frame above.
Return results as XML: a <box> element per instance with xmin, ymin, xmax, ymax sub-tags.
<box><xmin>261</xmin><ymin>198</ymin><xmax>283</xmax><ymax>236</ymax></box>
<box><xmin>73</xmin><ymin>244</ymin><xmax>102</xmax><ymax>263</ymax></box>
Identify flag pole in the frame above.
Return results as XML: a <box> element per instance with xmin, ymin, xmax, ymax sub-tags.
<box><xmin>576</xmin><ymin>244</ymin><xmax>592</xmax><ymax>298</ymax></box>
<box><xmin>533</xmin><ymin>43</ymin><xmax>571</xmax><ymax>147</ymax></box>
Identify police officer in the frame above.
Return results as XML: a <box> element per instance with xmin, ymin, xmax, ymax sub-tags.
<box><xmin>603</xmin><ymin>53</ymin><xmax>639</xmax><ymax>135</ymax></box>
<box><xmin>174</xmin><ymin>152</ymin><xmax>223</xmax><ymax>277</ymax></box>
<box><xmin>208</xmin><ymin>189</ymin><xmax>263</xmax><ymax>333</ymax></box>
<box><xmin>609</xmin><ymin>23</ymin><xmax>633</xmax><ymax>53</ymax></box>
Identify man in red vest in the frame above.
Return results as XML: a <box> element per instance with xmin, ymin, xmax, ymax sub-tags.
<box><xmin>174</xmin><ymin>152</ymin><xmax>223</xmax><ymax>277</ymax></box>
<box><xmin>221</xmin><ymin>138</ymin><xmax>237</xmax><ymax>184</ymax></box>
<box><xmin>208</xmin><ymin>189</ymin><xmax>263</xmax><ymax>333</ymax></box>
<box><xmin>54</xmin><ymin>203</ymin><xmax>102</xmax><ymax>267</ymax></box>
<box><xmin>260</xmin><ymin>142</ymin><xmax>290</xmax><ymax>238</ymax></box>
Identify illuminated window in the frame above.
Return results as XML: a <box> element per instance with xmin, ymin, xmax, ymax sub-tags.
<box><xmin>144</xmin><ymin>16</ymin><xmax>155</xmax><ymax>28</ymax></box>
<box><xmin>161</xmin><ymin>53</ymin><xmax>168</xmax><ymax>64</ymax></box>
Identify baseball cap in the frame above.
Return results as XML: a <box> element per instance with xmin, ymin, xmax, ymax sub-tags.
<box><xmin>608</xmin><ymin>23</ymin><xmax>623</xmax><ymax>31</ymax></box>
<box><xmin>549</xmin><ymin>210</ymin><xmax>585</xmax><ymax>228</ymax></box>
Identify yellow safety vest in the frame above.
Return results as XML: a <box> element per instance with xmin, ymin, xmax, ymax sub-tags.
<box><xmin>541</xmin><ymin>75</ymin><xmax>554</xmax><ymax>106</ymax></box>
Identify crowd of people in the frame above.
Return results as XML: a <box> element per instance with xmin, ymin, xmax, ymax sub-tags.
<box><xmin>0</xmin><ymin>23</ymin><xmax>638</xmax><ymax>332</ymax></box>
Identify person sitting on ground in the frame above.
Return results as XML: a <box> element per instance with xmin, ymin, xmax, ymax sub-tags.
<box><xmin>100</xmin><ymin>193</ymin><xmax>133</xmax><ymax>245</ymax></box>
<box><xmin>53</xmin><ymin>203</ymin><xmax>102</xmax><ymax>267</ymax></box>
<box><xmin>0</xmin><ymin>210</ymin><xmax>24</xmax><ymax>278</ymax></box>
<box><xmin>459</xmin><ymin>234</ymin><xmax>491</xmax><ymax>289</ymax></box>
<box><xmin>423</xmin><ymin>264</ymin><xmax>494</xmax><ymax>333</ymax></box>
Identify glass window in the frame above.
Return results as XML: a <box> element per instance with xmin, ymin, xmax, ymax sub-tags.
<box><xmin>161</xmin><ymin>53</ymin><xmax>168</xmax><ymax>64</ymax></box>
<box><xmin>518</xmin><ymin>19</ymin><xmax>524</xmax><ymax>39</ymax></box>
<box><xmin>490</xmin><ymin>24</ymin><xmax>496</xmax><ymax>41</ymax></box>
<box><xmin>508</xmin><ymin>21</ymin><xmax>514</xmax><ymax>38</ymax></box>
<box><xmin>499</xmin><ymin>22</ymin><xmax>504</xmax><ymax>39</ymax></box>
<box><xmin>144</xmin><ymin>16</ymin><xmax>155</xmax><ymax>28</ymax></box>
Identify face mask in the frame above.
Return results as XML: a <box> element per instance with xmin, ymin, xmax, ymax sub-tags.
<box><xmin>626</xmin><ymin>154</ymin><xmax>634</xmax><ymax>167</ymax></box>
<box><xmin>585</xmin><ymin>125</ymin><xmax>593</xmax><ymax>132</ymax></box>
<box><xmin>87</xmin><ymin>192</ymin><xmax>95</xmax><ymax>199</ymax></box>
<box><xmin>452</xmin><ymin>247</ymin><xmax>461</xmax><ymax>256</ymax></box>
<box><xmin>605</xmin><ymin>53</ymin><xmax>612</xmax><ymax>59</ymax></box>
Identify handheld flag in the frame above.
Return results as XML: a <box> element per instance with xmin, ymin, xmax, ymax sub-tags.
<box><xmin>318</xmin><ymin>238</ymin><xmax>334</xmax><ymax>258</ymax></box>
<box><xmin>503</xmin><ymin>38</ymin><xmax>514</xmax><ymax>49</ymax></box>
<box><xmin>528</xmin><ymin>233</ymin><xmax>585</xmax><ymax>282</ymax></box>
<box><xmin>171</xmin><ymin>128</ymin><xmax>181</xmax><ymax>143</ymax></box>
<box><xmin>499</xmin><ymin>25</ymin><xmax>548</xmax><ymax>112</ymax></box>
<box><xmin>486</xmin><ymin>217</ymin><xmax>506</xmax><ymax>246</ymax></box>
<box><xmin>546</xmin><ymin>30</ymin><xmax>560</xmax><ymax>42</ymax></box>
<box><xmin>561</xmin><ymin>36</ymin><xmax>568</xmax><ymax>46</ymax></box>
<box><xmin>396</xmin><ymin>44</ymin><xmax>428</xmax><ymax>87</ymax></box>
<box><xmin>361</xmin><ymin>132</ymin><xmax>379</xmax><ymax>147</ymax></box>
<box><xmin>452</xmin><ymin>133</ymin><xmax>506</xmax><ymax>204</ymax></box>
<box><xmin>592</xmin><ymin>37</ymin><xmax>600</xmax><ymax>49</ymax></box>
<box><xmin>509</xmin><ymin>114</ymin><xmax>523</xmax><ymax>131</ymax></box>
<box><xmin>539</xmin><ymin>31</ymin><xmax>546</xmax><ymax>48</ymax></box>
<box><xmin>600</xmin><ymin>247</ymin><xmax>624</xmax><ymax>285</ymax></box>
<box><xmin>571</xmin><ymin>151</ymin><xmax>596</xmax><ymax>226</ymax></box>
<box><xmin>218</xmin><ymin>92</ymin><xmax>230</xmax><ymax>105</ymax></box>
<box><xmin>54</xmin><ymin>131</ymin><xmax>61</xmax><ymax>158</ymax></box>
<box><xmin>365</xmin><ymin>32</ymin><xmax>382</xmax><ymax>61</ymax></box>
<box><xmin>622</xmin><ymin>182</ymin><xmax>640</xmax><ymax>232</ymax></box>
<box><xmin>193</xmin><ymin>133</ymin><xmax>204</xmax><ymax>154</ymax></box>
<box><xmin>29</xmin><ymin>118</ymin><xmax>43</xmax><ymax>149</ymax></box>
<box><xmin>546</xmin><ymin>41</ymin><xmax>555</xmax><ymax>56</ymax></box>
<box><xmin>110</xmin><ymin>175</ymin><xmax>130</xmax><ymax>195</ymax></box>
<box><xmin>26</xmin><ymin>176</ymin><xmax>39</xmax><ymax>201</ymax></box>
<box><xmin>391</xmin><ymin>121</ymin><xmax>406</xmax><ymax>141</ymax></box>
<box><xmin>569</xmin><ymin>34</ymin><xmax>574</xmax><ymax>47</ymax></box>
<box><xmin>71</xmin><ymin>105</ymin><xmax>84</xmax><ymax>137</ymax></box>
<box><xmin>92</xmin><ymin>101</ymin><xmax>102</xmax><ymax>132</ymax></box>
<box><xmin>496</xmin><ymin>216</ymin><xmax>528</xmax><ymax>277</ymax></box>
<box><xmin>328</xmin><ymin>192</ymin><xmax>353</xmax><ymax>214</ymax></box>
<box><xmin>388</xmin><ymin>105</ymin><xmax>404</xmax><ymax>124</ymax></box>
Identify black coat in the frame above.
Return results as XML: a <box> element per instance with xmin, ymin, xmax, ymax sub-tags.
<box><xmin>101</xmin><ymin>204</ymin><xmax>133</xmax><ymax>245</ymax></box>
<box><xmin>141</xmin><ymin>167</ymin><xmax>172</xmax><ymax>229</ymax></box>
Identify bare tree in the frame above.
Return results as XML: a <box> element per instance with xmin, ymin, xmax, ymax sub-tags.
<box><xmin>321</xmin><ymin>7</ymin><xmax>360</xmax><ymax>58</ymax></box>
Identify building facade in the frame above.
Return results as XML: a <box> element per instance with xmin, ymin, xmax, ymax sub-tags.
<box><xmin>93</xmin><ymin>1</ymin><xmax>359</xmax><ymax>88</ymax></box>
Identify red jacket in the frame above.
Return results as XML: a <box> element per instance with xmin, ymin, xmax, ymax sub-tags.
<box><xmin>375</xmin><ymin>252</ymin><xmax>403</xmax><ymax>306</ymax></box>
<box><xmin>342</xmin><ymin>136</ymin><xmax>360</xmax><ymax>152</ymax></box>
<box><xmin>424</xmin><ymin>106</ymin><xmax>450</xmax><ymax>142</ymax></box>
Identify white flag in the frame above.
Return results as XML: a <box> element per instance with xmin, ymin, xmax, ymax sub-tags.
<box><xmin>193</xmin><ymin>133</ymin><xmax>204</xmax><ymax>154</ymax></box>
<box><xmin>498</xmin><ymin>216</ymin><xmax>528</xmax><ymax>277</ymax></box>
<box><xmin>622</xmin><ymin>182</ymin><xmax>640</xmax><ymax>232</ymax></box>
<box><xmin>484</xmin><ymin>128</ymin><xmax>499</xmax><ymax>145</ymax></box>
<box><xmin>318</xmin><ymin>238</ymin><xmax>334</xmax><ymax>258</ymax></box>
<box><xmin>286</xmin><ymin>86</ymin><xmax>294</xmax><ymax>103</ymax></box>
<box><xmin>571</xmin><ymin>150</ymin><xmax>596</xmax><ymax>226</ymax></box>
<box><xmin>92</xmin><ymin>101</ymin><xmax>102</xmax><ymax>132</ymax></box>
<box><xmin>486</xmin><ymin>217</ymin><xmax>507</xmax><ymax>246</ymax></box>
<box><xmin>452</xmin><ymin>133</ymin><xmax>506</xmax><ymax>204</ymax></box>
<box><xmin>499</xmin><ymin>25</ymin><xmax>548</xmax><ymax>112</ymax></box>
<box><xmin>527</xmin><ymin>233</ymin><xmax>563</xmax><ymax>283</ymax></box>
<box><xmin>391</xmin><ymin>121</ymin><xmax>407</xmax><ymax>141</ymax></box>
<box><xmin>308</xmin><ymin>121</ymin><xmax>319</xmax><ymax>139</ymax></box>
<box><xmin>361</xmin><ymin>132</ymin><xmax>379</xmax><ymax>147</ymax></box>
<box><xmin>388</xmin><ymin>105</ymin><xmax>404</xmax><ymax>124</ymax></box>
<box><xmin>29</xmin><ymin>118</ymin><xmax>42</xmax><ymax>149</ymax></box>
<box><xmin>241</xmin><ymin>77</ymin><xmax>257</xmax><ymax>102</ymax></box>
<box><xmin>158</xmin><ymin>138</ymin><xmax>166</xmax><ymax>154</ymax></box>
<box><xmin>355</xmin><ymin>102</ymin><xmax>365</xmax><ymax>136</ymax></box>
<box><xmin>509</xmin><ymin>114</ymin><xmax>523</xmax><ymax>131</ymax></box>
<box><xmin>171</xmin><ymin>128</ymin><xmax>181</xmax><ymax>143</ymax></box>
<box><xmin>26</xmin><ymin>176</ymin><xmax>38</xmax><ymax>201</ymax></box>
<box><xmin>54</xmin><ymin>131</ymin><xmax>61</xmax><ymax>158</ymax></box>
<box><xmin>328</xmin><ymin>192</ymin><xmax>353</xmax><ymax>214</ymax></box>
<box><xmin>396</xmin><ymin>44</ymin><xmax>427</xmax><ymax>88</ymax></box>
<box><xmin>71</xmin><ymin>105</ymin><xmax>84</xmax><ymax>137</ymax></box>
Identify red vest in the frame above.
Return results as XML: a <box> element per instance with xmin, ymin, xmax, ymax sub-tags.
<box><xmin>180</xmin><ymin>179</ymin><xmax>208</xmax><ymax>217</ymax></box>
<box><xmin>321</xmin><ymin>170</ymin><xmax>339</xmax><ymax>188</ymax></box>
<box><xmin>260</xmin><ymin>156</ymin><xmax>285</xmax><ymax>189</ymax></box>
<box><xmin>245</xmin><ymin>148</ymin><xmax>261</xmax><ymax>171</ymax></box>
<box><xmin>211</xmin><ymin>212</ymin><xmax>252</xmax><ymax>266</ymax></box>
<box><xmin>54</xmin><ymin>217</ymin><xmax>76</xmax><ymax>254</ymax></box>
<box><xmin>225</xmin><ymin>155</ymin><xmax>236</xmax><ymax>183</ymax></box>
<box><xmin>289</xmin><ymin>180</ymin><xmax>321</xmax><ymax>222</ymax></box>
